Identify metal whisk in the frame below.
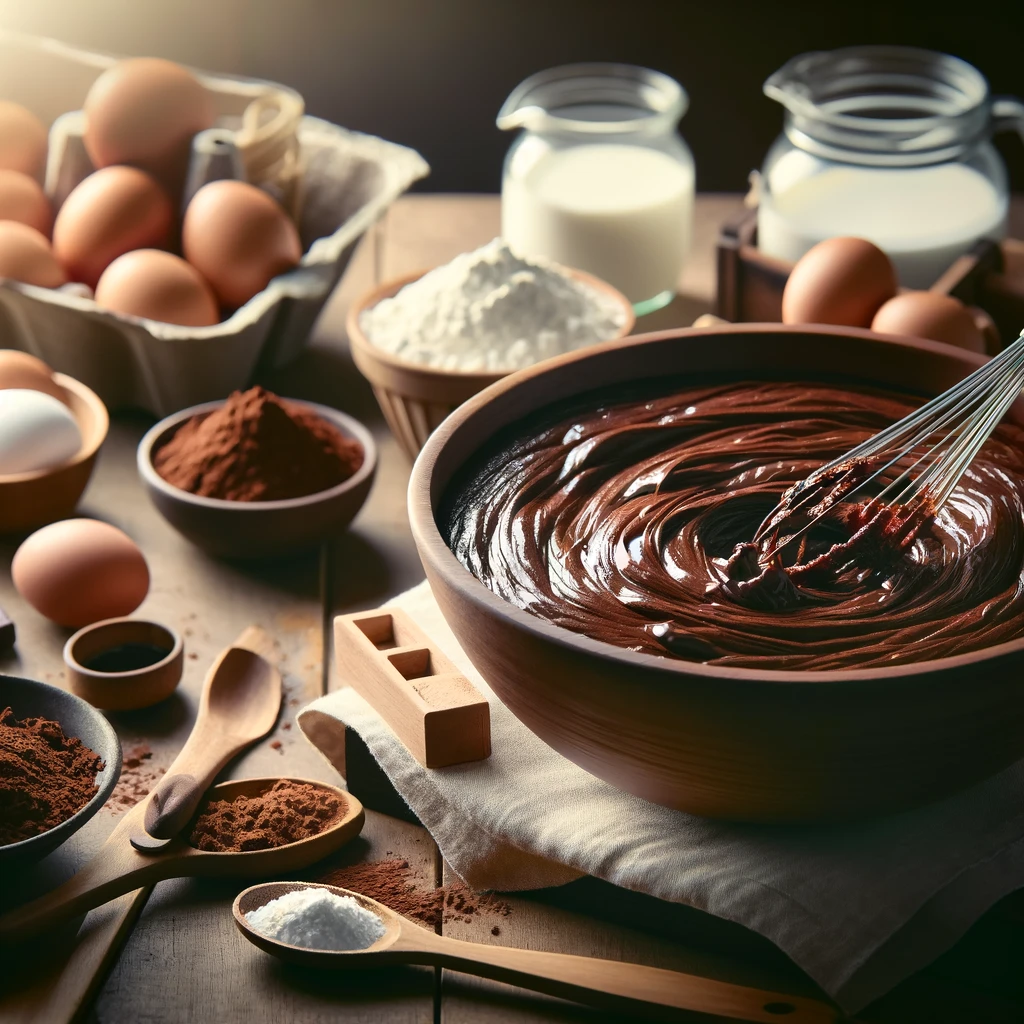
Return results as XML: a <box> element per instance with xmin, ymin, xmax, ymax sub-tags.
<box><xmin>754</xmin><ymin>330</ymin><xmax>1024</xmax><ymax>563</ymax></box>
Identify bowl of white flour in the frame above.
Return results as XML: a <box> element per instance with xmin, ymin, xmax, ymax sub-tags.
<box><xmin>347</xmin><ymin>239</ymin><xmax>633</xmax><ymax>460</ymax></box>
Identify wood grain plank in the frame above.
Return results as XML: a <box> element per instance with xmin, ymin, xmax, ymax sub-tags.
<box><xmin>379</xmin><ymin>194</ymin><xmax>502</xmax><ymax>280</ymax></box>
<box><xmin>16</xmin><ymin>892</ymin><xmax>148</xmax><ymax>1024</ymax></box>
<box><xmin>292</xmin><ymin>216</ymin><xmax>428</xmax><ymax>609</ymax></box>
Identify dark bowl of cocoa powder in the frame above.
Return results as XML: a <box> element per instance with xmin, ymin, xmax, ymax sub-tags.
<box><xmin>0</xmin><ymin>674</ymin><xmax>121</xmax><ymax>866</ymax></box>
<box><xmin>137</xmin><ymin>388</ymin><xmax>377</xmax><ymax>559</ymax></box>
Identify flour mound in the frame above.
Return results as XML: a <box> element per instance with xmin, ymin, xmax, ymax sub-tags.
<box><xmin>360</xmin><ymin>238</ymin><xmax>628</xmax><ymax>372</ymax></box>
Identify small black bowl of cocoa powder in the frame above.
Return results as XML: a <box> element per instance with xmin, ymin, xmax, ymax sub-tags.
<box><xmin>0</xmin><ymin>674</ymin><xmax>121</xmax><ymax>866</ymax></box>
<box><xmin>137</xmin><ymin>388</ymin><xmax>377</xmax><ymax>560</ymax></box>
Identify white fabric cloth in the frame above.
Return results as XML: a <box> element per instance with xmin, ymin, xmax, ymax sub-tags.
<box><xmin>299</xmin><ymin>581</ymin><xmax>1024</xmax><ymax>1014</ymax></box>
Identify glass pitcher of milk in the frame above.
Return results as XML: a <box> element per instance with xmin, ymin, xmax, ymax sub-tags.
<box><xmin>756</xmin><ymin>46</ymin><xmax>1024</xmax><ymax>288</ymax></box>
<box><xmin>498</xmin><ymin>63</ymin><xmax>695</xmax><ymax>315</ymax></box>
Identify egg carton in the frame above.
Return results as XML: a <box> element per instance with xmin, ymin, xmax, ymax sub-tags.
<box><xmin>0</xmin><ymin>31</ymin><xmax>429</xmax><ymax>416</ymax></box>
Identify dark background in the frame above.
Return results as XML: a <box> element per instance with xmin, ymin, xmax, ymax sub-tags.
<box><xmin>5</xmin><ymin>0</ymin><xmax>1024</xmax><ymax>192</ymax></box>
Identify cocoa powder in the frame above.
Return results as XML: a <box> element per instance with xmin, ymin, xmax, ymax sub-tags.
<box><xmin>319</xmin><ymin>858</ymin><xmax>511</xmax><ymax>930</ymax></box>
<box><xmin>154</xmin><ymin>386</ymin><xmax>364</xmax><ymax>502</ymax></box>
<box><xmin>105</xmin><ymin>743</ymin><xmax>165</xmax><ymax>814</ymax></box>
<box><xmin>189</xmin><ymin>779</ymin><xmax>345</xmax><ymax>852</ymax></box>
<box><xmin>0</xmin><ymin>707</ymin><xmax>104</xmax><ymax>846</ymax></box>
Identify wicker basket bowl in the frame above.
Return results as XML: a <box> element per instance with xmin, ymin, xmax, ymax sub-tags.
<box><xmin>347</xmin><ymin>268</ymin><xmax>635</xmax><ymax>461</ymax></box>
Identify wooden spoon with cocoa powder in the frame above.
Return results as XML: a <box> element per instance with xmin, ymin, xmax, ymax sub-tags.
<box><xmin>0</xmin><ymin>777</ymin><xmax>364</xmax><ymax>940</ymax></box>
<box><xmin>0</xmin><ymin>628</ymin><xmax>364</xmax><ymax>940</ymax></box>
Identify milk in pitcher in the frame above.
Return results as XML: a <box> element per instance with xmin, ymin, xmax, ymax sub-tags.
<box><xmin>503</xmin><ymin>142</ymin><xmax>695</xmax><ymax>308</ymax></box>
<box><xmin>758</xmin><ymin>158</ymin><xmax>1007</xmax><ymax>288</ymax></box>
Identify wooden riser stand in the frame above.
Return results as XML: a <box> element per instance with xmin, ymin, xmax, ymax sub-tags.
<box><xmin>716</xmin><ymin>207</ymin><xmax>1024</xmax><ymax>348</ymax></box>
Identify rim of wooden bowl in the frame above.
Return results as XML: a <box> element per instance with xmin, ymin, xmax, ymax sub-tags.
<box><xmin>409</xmin><ymin>322</ymin><xmax>1024</xmax><ymax>686</ymax></box>
<box><xmin>0</xmin><ymin>372</ymin><xmax>109</xmax><ymax>484</ymax></box>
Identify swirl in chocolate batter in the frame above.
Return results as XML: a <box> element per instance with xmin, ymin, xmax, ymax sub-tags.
<box><xmin>444</xmin><ymin>381</ymin><xmax>1024</xmax><ymax>670</ymax></box>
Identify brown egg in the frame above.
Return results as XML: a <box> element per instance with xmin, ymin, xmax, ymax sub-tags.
<box><xmin>0</xmin><ymin>221</ymin><xmax>67</xmax><ymax>288</ymax></box>
<box><xmin>782</xmin><ymin>237</ymin><xmax>898</xmax><ymax>328</ymax></box>
<box><xmin>0</xmin><ymin>169</ymin><xmax>52</xmax><ymax>235</ymax></box>
<box><xmin>95</xmin><ymin>249</ymin><xmax>219</xmax><ymax>326</ymax></box>
<box><xmin>52</xmin><ymin>167</ymin><xmax>173</xmax><ymax>289</ymax></box>
<box><xmin>12</xmin><ymin>518</ymin><xmax>150</xmax><ymax>628</ymax></box>
<box><xmin>83</xmin><ymin>58</ymin><xmax>214</xmax><ymax>190</ymax></box>
<box><xmin>0</xmin><ymin>350</ymin><xmax>68</xmax><ymax>404</ymax></box>
<box><xmin>0</xmin><ymin>101</ymin><xmax>48</xmax><ymax>179</ymax></box>
<box><xmin>870</xmin><ymin>292</ymin><xmax>987</xmax><ymax>353</ymax></box>
<box><xmin>182</xmin><ymin>180</ymin><xmax>302</xmax><ymax>309</ymax></box>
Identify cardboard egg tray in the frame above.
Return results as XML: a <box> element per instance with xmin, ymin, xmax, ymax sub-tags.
<box><xmin>716</xmin><ymin>206</ymin><xmax>1024</xmax><ymax>353</ymax></box>
<box><xmin>0</xmin><ymin>31</ymin><xmax>429</xmax><ymax>416</ymax></box>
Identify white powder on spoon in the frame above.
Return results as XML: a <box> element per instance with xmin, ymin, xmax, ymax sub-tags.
<box><xmin>359</xmin><ymin>238</ymin><xmax>628</xmax><ymax>372</ymax></box>
<box><xmin>246</xmin><ymin>888</ymin><xmax>386</xmax><ymax>950</ymax></box>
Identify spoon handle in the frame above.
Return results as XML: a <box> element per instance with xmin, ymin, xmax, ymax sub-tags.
<box><xmin>142</xmin><ymin>646</ymin><xmax>278</xmax><ymax>840</ymax></box>
<box><xmin>396</xmin><ymin>930</ymin><xmax>843</xmax><ymax>1023</ymax></box>
<box><xmin>142</xmin><ymin>771</ymin><xmax>201</xmax><ymax>840</ymax></box>
<box><xmin>0</xmin><ymin>809</ymin><xmax>179</xmax><ymax>940</ymax></box>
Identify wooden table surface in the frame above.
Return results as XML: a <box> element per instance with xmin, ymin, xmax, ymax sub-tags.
<box><xmin>2</xmin><ymin>194</ymin><xmax>1024</xmax><ymax>1024</ymax></box>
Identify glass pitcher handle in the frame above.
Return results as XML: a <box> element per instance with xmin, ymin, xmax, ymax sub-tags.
<box><xmin>993</xmin><ymin>97</ymin><xmax>1024</xmax><ymax>144</ymax></box>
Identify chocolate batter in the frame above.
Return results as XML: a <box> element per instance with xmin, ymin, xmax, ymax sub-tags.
<box><xmin>444</xmin><ymin>380</ymin><xmax>1024</xmax><ymax>670</ymax></box>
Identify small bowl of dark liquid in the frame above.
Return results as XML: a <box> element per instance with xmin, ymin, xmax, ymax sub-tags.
<box><xmin>64</xmin><ymin>618</ymin><xmax>184</xmax><ymax>711</ymax></box>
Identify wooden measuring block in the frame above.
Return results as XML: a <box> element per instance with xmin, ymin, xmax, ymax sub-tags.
<box><xmin>334</xmin><ymin>607</ymin><xmax>491</xmax><ymax>768</ymax></box>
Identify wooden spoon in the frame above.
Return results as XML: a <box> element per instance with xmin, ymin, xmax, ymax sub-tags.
<box><xmin>137</xmin><ymin>638</ymin><xmax>282</xmax><ymax>845</ymax></box>
<box><xmin>0</xmin><ymin>627</ymin><xmax>294</xmax><ymax>1023</ymax></box>
<box><xmin>0</xmin><ymin>779</ymin><xmax>364</xmax><ymax>940</ymax></box>
<box><xmin>233</xmin><ymin>882</ymin><xmax>845</xmax><ymax>1024</ymax></box>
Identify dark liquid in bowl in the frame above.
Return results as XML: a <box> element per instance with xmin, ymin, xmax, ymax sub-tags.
<box><xmin>443</xmin><ymin>377</ymin><xmax>1024</xmax><ymax>670</ymax></box>
<box><xmin>85</xmin><ymin>643</ymin><xmax>171</xmax><ymax>673</ymax></box>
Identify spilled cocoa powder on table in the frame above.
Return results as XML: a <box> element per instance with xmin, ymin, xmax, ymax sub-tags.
<box><xmin>154</xmin><ymin>386</ymin><xmax>364</xmax><ymax>502</ymax></box>
<box><xmin>105</xmin><ymin>743</ymin><xmax>165</xmax><ymax>814</ymax></box>
<box><xmin>319</xmin><ymin>859</ymin><xmax>511</xmax><ymax>930</ymax></box>
<box><xmin>189</xmin><ymin>779</ymin><xmax>345</xmax><ymax>852</ymax></box>
<box><xmin>0</xmin><ymin>707</ymin><xmax>104</xmax><ymax>846</ymax></box>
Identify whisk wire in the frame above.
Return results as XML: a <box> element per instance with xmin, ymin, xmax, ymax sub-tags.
<box><xmin>752</xmin><ymin>349</ymin><xmax>1012</xmax><ymax>545</ymax></box>
<box><xmin>929</xmin><ymin>355</ymin><xmax>1024</xmax><ymax>509</ymax></box>
<box><xmin>829</xmin><ymin>339</ymin><xmax>1021</xmax><ymax>471</ymax></box>
<box><xmin>755</xmin><ymin>331</ymin><xmax>1024</xmax><ymax>562</ymax></box>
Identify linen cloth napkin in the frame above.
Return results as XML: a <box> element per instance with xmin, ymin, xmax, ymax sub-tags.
<box><xmin>299</xmin><ymin>580</ymin><xmax>1024</xmax><ymax>1014</ymax></box>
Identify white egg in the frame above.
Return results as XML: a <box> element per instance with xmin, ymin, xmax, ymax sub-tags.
<box><xmin>0</xmin><ymin>389</ymin><xmax>82</xmax><ymax>474</ymax></box>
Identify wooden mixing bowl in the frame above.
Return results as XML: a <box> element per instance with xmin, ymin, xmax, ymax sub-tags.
<box><xmin>409</xmin><ymin>324</ymin><xmax>1024</xmax><ymax>822</ymax></box>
